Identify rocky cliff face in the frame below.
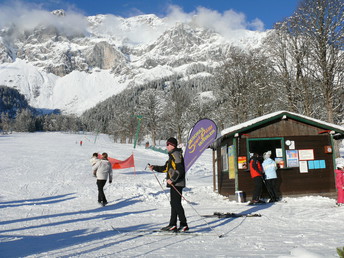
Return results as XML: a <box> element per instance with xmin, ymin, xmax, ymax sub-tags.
<box><xmin>0</xmin><ymin>10</ymin><xmax>265</xmax><ymax>115</ymax></box>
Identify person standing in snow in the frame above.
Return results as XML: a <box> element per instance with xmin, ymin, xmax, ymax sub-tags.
<box><xmin>92</xmin><ymin>152</ymin><xmax>113</xmax><ymax>206</ymax></box>
<box><xmin>149</xmin><ymin>137</ymin><xmax>189</xmax><ymax>232</ymax></box>
<box><xmin>90</xmin><ymin>152</ymin><xmax>99</xmax><ymax>177</ymax></box>
<box><xmin>249</xmin><ymin>153</ymin><xmax>265</xmax><ymax>205</ymax></box>
<box><xmin>262</xmin><ymin>151</ymin><xmax>279</xmax><ymax>202</ymax></box>
<box><xmin>335</xmin><ymin>163</ymin><xmax>344</xmax><ymax>206</ymax></box>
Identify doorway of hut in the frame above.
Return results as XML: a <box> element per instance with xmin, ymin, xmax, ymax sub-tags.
<box><xmin>247</xmin><ymin>137</ymin><xmax>284</xmax><ymax>200</ymax></box>
<box><xmin>247</xmin><ymin>137</ymin><xmax>284</xmax><ymax>161</ymax></box>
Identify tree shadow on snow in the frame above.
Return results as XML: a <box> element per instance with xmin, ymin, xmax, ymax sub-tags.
<box><xmin>119</xmin><ymin>170</ymin><xmax>152</xmax><ymax>175</ymax></box>
<box><xmin>0</xmin><ymin>193</ymin><xmax>76</xmax><ymax>209</ymax></box>
<box><xmin>0</xmin><ymin>194</ymin><xmax>159</xmax><ymax>256</ymax></box>
<box><xmin>0</xmin><ymin>195</ymin><xmax>155</xmax><ymax>232</ymax></box>
<box><xmin>0</xmin><ymin>227</ymin><xmax>155</xmax><ymax>258</ymax></box>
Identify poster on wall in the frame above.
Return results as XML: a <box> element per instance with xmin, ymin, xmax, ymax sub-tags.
<box><xmin>299</xmin><ymin>149</ymin><xmax>314</xmax><ymax>160</ymax></box>
<box><xmin>299</xmin><ymin>161</ymin><xmax>308</xmax><ymax>173</ymax></box>
<box><xmin>308</xmin><ymin>160</ymin><xmax>326</xmax><ymax>169</ymax></box>
<box><xmin>276</xmin><ymin>148</ymin><xmax>283</xmax><ymax>157</ymax></box>
<box><xmin>275</xmin><ymin>157</ymin><xmax>284</xmax><ymax>166</ymax></box>
<box><xmin>286</xmin><ymin>150</ymin><xmax>299</xmax><ymax>167</ymax></box>
<box><xmin>228</xmin><ymin>145</ymin><xmax>235</xmax><ymax>179</ymax></box>
<box><xmin>238</xmin><ymin>156</ymin><xmax>247</xmax><ymax>169</ymax></box>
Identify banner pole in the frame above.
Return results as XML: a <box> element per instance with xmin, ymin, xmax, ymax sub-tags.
<box><xmin>133</xmin><ymin>152</ymin><xmax>136</xmax><ymax>176</ymax></box>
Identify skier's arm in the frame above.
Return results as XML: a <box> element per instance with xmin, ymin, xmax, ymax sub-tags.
<box><xmin>109</xmin><ymin>172</ymin><xmax>113</xmax><ymax>183</ymax></box>
<box><xmin>152</xmin><ymin>161</ymin><xmax>168</xmax><ymax>173</ymax></box>
<box><xmin>92</xmin><ymin>160</ymin><xmax>101</xmax><ymax>171</ymax></box>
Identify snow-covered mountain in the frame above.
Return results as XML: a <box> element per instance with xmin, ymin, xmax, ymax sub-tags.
<box><xmin>0</xmin><ymin>8</ymin><xmax>266</xmax><ymax>115</ymax></box>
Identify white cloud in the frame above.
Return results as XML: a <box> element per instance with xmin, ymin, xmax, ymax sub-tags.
<box><xmin>0</xmin><ymin>0</ymin><xmax>88</xmax><ymax>36</ymax></box>
<box><xmin>0</xmin><ymin>1</ymin><xmax>265</xmax><ymax>44</ymax></box>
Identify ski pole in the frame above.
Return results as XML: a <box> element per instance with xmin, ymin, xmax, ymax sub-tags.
<box><xmin>146</xmin><ymin>163</ymin><xmax>170</xmax><ymax>202</ymax></box>
<box><xmin>169</xmin><ymin>183</ymin><xmax>224</xmax><ymax>238</ymax></box>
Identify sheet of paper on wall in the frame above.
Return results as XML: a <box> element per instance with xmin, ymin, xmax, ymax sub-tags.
<box><xmin>289</xmin><ymin>141</ymin><xmax>295</xmax><ymax>149</ymax></box>
<box><xmin>299</xmin><ymin>161</ymin><xmax>308</xmax><ymax>173</ymax></box>
<box><xmin>276</xmin><ymin>148</ymin><xmax>283</xmax><ymax>157</ymax></box>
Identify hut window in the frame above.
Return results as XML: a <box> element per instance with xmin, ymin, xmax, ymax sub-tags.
<box><xmin>221</xmin><ymin>145</ymin><xmax>228</xmax><ymax>171</ymax></box>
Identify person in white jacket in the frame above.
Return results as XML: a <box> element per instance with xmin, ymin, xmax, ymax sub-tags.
<box><xmin>92</xmin><ymin>152</ymin><xmax>113</xmax><ymax>206</ymax></box>
<box><xmin>262</xmin><ymin>151</ymin><xmax>279</xmax><ymax>202</ymax></box>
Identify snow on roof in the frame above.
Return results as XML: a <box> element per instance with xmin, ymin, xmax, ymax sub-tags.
<box><xmin>220</xmin><ymin>110</ymin><xmax>344</xmax><ymax>136</ymax></box>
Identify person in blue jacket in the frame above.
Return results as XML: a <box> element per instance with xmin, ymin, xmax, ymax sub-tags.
<box><xmin>262</xmin><ymin>151</ymin><xmax>279</xmax><ymax>202</ymax></box>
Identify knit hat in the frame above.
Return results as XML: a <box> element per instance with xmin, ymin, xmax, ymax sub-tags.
<box><xmin>166</xmin><ymin>137</ymin><xmax>178</xmax><ymax>147</ymax></box>
<box><xmin>263</xmin><ymin>151</ymin><xmax>271</xmax><ymax>160</ymax></box>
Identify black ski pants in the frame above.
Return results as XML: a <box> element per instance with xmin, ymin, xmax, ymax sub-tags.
<box><xmin>97</xmin><ymin>180</ymin><xmax>107</xmax><ymax>203</ymax></box>
<box><xmin>265</xmin><ymin>178</ymin><xmax>279</xmax><ymax>201</ymax></box>
<box><xmin>169</xmin><ymin>186</ymin><xmax>187</xmax><ymax>227</ymax></box>
<box><xmin>252</xmin><ymin>176</ymin><xmax>263</xmax><ymax>201</ymax></box>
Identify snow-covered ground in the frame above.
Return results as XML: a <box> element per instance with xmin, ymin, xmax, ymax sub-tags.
<box><xmin>0</xmin><ymin>132</ymin><xmax>343</xmax><ymax>257</ymax></box>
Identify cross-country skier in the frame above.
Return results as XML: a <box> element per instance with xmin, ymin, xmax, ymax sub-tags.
<box><xmin>149</xmin><ymin>137</ymin><xmax>189</xmax><ymax>232</ymax></box>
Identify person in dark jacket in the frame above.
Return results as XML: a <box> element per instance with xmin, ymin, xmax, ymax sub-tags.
<box><xmin>149</xmin><ymin>137</ymin><xmax>188</xmax><ymax>232</ymax></box>
<box><xmin>249</xmin><ymin>153</ymin><xmax>265</xmax><ymax>205</ymax></box>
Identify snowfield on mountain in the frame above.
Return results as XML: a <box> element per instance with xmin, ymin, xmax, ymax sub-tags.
<box><xmin>1</xmin><ymin>132</ymin><xmax>343</xmax><ymax>257</ymax></box>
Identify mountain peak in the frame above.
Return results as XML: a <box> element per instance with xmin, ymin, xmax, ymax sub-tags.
<box><xmin>51</xmin><ymin>9</ymin><xmax>66</xmax><ymax>17</ymax></box>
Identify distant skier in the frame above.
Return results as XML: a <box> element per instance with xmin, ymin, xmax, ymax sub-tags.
<box><xmin>335</xmin><ymin>163</ymin><xmax>344</xmax><ymax>206</ymax></box>
<box><xmin>262</xmin><ymin>151</ymin><xmax>279</xmax><ymax>202</ymax></box>
<box><xmin>149</xmin><ymin>137</ymin><xmax>189</xmax><ymax>232</ymax></box>
<box><xmin>92</xmin><ymin>152</ymin><xmax>113</xmax><ymax>206</ymax></box>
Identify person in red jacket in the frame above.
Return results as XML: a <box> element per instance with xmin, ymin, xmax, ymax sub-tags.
<box><xmin>335</xmin><ymin>163</ymin><xmax>344</xmax><ymax>206</ymax></box>
<box><xmin>249</xmin><ymin>153</ymin><xmax>265</xmax><ymax>205</ymax></box>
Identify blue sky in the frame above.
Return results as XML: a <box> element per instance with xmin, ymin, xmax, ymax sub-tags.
<box><xmin>0</xmin><ymin>0</ymin><xmax>301</xmax><ymax>30</ymax></box>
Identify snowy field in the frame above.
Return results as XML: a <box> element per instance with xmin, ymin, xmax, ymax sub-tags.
<box><xmin>0</xmin><ymin>132</ymin><xmax>343</xmax><ymax>258</ymax></box>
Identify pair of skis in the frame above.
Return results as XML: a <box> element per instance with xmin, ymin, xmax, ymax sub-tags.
<box><xmin>111</xmin><ymin>212</ymin><xmax>261</xmax><ymax>237</ymax></box>
<box><xmin>111</xmin><ymin>226</ymin><xmax>214</xmax><ymax>236</ymax></box>
<box><xmin>202</xmin><ymin>212</ymin><xmax>261</xmax><ymax>218</ymax></box>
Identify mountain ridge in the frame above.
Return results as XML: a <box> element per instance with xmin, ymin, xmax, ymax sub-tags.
<box><xmin>0</xmin><ymin>10</ymin><xmax>266</xmax><ymax>115</ymax></box>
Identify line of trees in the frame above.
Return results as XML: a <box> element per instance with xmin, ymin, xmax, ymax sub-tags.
<box><xmin>0</xmin><ymin>86</ymin><xmax>84</xmax><ymax>133</ymax></box>
<box><xmin>0</xmin><ymin>109</ymin><xmax>84</xmax><ymax>133</ymax></box>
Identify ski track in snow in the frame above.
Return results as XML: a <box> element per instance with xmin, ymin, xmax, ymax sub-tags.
<box><xmin>0</xmin><ymin>132</ymin><xmax>343</xmax><ymax>257</ymax></box>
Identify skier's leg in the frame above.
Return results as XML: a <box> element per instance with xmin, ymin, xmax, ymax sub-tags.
<box><xmin>174</xmin><ymin>186</ymin><xmax>187</xmax><ymax>226</ymax></box>
<box><xmin>169</xmin><ymin>187</ymin><xmax>178</xmax><ymax>226</ymax></box>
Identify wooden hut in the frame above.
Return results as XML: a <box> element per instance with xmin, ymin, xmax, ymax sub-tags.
<box><xmin>211</xmin><ymin>111</ymin><xmax>344</xmax><ymax>200</ymax></box>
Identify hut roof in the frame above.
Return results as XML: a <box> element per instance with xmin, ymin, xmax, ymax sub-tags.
<box><xmin>220</xmin><ymin>110</ymin><xmax>344</xmax><ymax>138</ymax></box>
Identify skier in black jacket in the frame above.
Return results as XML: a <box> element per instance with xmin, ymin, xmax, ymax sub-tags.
<box><xmin>149</xmin><ymin>137</ymin><xmax>188</xmax><ymax>232</ymax></box>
